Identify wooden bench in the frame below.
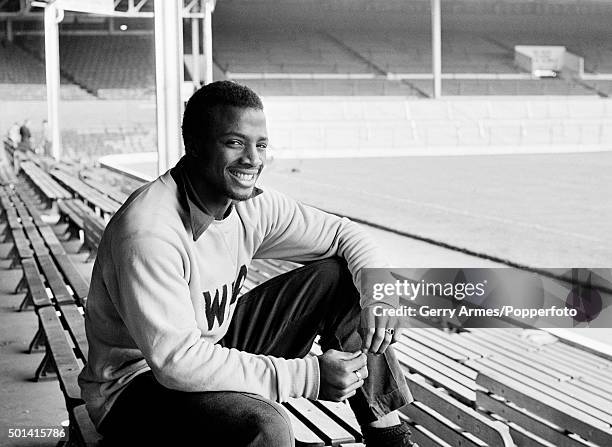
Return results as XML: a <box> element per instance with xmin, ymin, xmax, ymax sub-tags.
<box><xmin>4</xmin><ymin>185</ymin><xmax>89</xmax><ymax>310</ymax></box>
<box><xmin>0</xmin><ymin>186</ymin><xmax>34</xmax><ymax>269</ymax></box>
<box><xmin>80</xmin><ymin>171</ymin><xmax>130</xmax><ymax>205</ymax></box>
<box><xmin>0</xmin><ymin>183</ymin><xmax>100</xmax><ymax>445</ymax></box>
<box><xmin>58</xmin><ymin>199</ymin><xmax>96</xmax><ymax>241</ymax></box>
<box><xmin>19</xmin><ymin>161</ymin><xmax>73</xmax><ymax>208</ymax></box>
<box><xmin>469</xmin><ymin>328</ymin><xmax>612</xmax><ymax>446</ymax></box>
<box><xmin>50</xmin><ymin>169</ymin><xmax>121</xmax><ymax>219</ymax></box>
<box><xmin>82</xmin><ymin>213</ymin><xmax>106</xmax><ymax>262</ymax></box>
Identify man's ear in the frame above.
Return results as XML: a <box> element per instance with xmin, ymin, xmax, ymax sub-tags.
<box><xmin>183</xmin><ymin>136</ymin><xmax>197</xmax><ymax>158</ymax></box>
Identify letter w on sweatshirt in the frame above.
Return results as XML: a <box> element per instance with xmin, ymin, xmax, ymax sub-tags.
<box><xmin>202</xmin><ymin>265</ymin><xmax>248</xmax><ymax>330</ymax></box>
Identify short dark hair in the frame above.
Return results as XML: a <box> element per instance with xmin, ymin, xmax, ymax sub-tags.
<box><xmin>181</xmin><ymin>81</ymin><xmax>263</xmax><ymax>155</ymax></box>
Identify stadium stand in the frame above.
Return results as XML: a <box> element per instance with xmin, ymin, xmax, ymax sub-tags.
<box><xmin>0</xmin><ymin>40</ymin><xmax>93</xmax><ymax>100</ymax></box>
<box><xmin>330</xmin><ymin>31</ymin><xmax>518</xmax><ymax>74</ymax></box>
<box><xmin>214</xmin><ymin>28</ymin><xmax>604</xmax><ymax>97</ymax></box>
<box><xmin>16</xmin><ymin>35</ymin><xmax>155</xmax><ymax>99</ymax></box>
<box><xmin>61</xmin><ymin>126</ymin><xmax>155</xmax><ymax>160</ymax></box>
<box><xmin>213</xmin><ymin>29</ymin><xmax>373</xmax><ymax>74</ymax></box>
<box><xmin>2</xmin><ymin>25</ymin><xmax>610</xmax><ymax>99</ymax></box>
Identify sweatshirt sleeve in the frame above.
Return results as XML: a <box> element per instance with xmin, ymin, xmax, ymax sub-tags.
<box><xmin>107</xmin><ymin>231</ymin><xmax>320</xmax><ymax>402</ymax></box>
<box><xmin>253</xmin><ymin>189</ymin><xmax>390</xmax><ymax>307</ymax></box>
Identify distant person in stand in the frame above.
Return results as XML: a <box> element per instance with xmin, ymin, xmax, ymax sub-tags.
<box><xmin>0</xmin><ymin>139</ymin><xmax>13</xmax><ymax>185</ymax></box>
<box><xmin>79</xmin><ymin>81</ymin><xmax>416</xmax><ymax>447</ymax></box>
<box><xmin>18</xmin><ymin>119</ymin><xmax>32</xmax><ymax>152</ymax></box>
<box><xmin>7</xmin><ymin>122</ymin><xmax>20</xmax><ymax>149</ymax></box>
<box><xmin>39</xmin><ymin>119</ymin><xmax>51</xmax><ymax>156</ymax></box>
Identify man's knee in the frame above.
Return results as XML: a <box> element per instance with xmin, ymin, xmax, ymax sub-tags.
<box><xmin>247</xmin><ymin>399</ymin><xmax>294</xmax><ymax>446</ymax></box>
<box><xmin>305</xmin><ymin>257</ymin><xmax>354</xmax><ymax>293</ymax></box>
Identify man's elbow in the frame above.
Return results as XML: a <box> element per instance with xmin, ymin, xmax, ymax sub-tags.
<box><xmin>149</xmin><ymin>357</ymin><xmax>197</xmax><ymax>391</ymax></box>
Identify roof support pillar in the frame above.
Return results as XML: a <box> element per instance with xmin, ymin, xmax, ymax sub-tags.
<box><xmin>44</xmin><ymin>1</ymin><xmax>62</xmax><ymax>160</ymax></box>
<box><xmin>191</xmin><ymin>18</ymin><xmax>201</xmax><ymax>88</ymax></box>
<box><xmin>431</xmin><ymin>0</ymin><xmax>442</xmax><ymax>98</ymax></box>
<box><xmin>202</xmin><ymin>0</ymin><xmax>213</xmax><ymax>84</ymax></box>
<box><xmin>154</xmin><ymin>0</ymin><xmax>184</xmax><ymax>174</ymax></box>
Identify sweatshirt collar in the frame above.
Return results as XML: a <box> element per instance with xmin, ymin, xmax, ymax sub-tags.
<box><xmin>171</xmin><ymin>156</ymin><xmax>263</xmax><ymax>241</ymax></box>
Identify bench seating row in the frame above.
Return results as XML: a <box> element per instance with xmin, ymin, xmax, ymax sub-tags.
<box><xmin>50</xmin><ymin>169</ymin><xmax>122</xmax><ymax>218</ymax></box>
<box><xmin>19</xmin><ymin>161</ymin><xmax>73</xmax><ymax>206</ymax></box>
<box><xmin>0</xmin><ymin>183</ymin><xmax>100</xmax><ymax>445</ymax></box>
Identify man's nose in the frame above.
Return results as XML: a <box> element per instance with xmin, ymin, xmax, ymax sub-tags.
<box><xmin>242</xmin><ymin>144</ymin><xmax>263</xmax><ymax>166</ymax></box>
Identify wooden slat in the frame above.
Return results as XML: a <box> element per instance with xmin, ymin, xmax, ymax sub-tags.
<box><xmin>545</xmin><ymin>341</ymin><xmax>612</xmax><ymax>371</ymax></box>
<box><xmin>52</xmin><ymin>253</ymin><xmax>90</xmax><ymax>305</ymax></box>
<box><xmin>472</xmin><ymin>355</ymin><xmax>568</xmax><ymax>388</ymax></box>
<box><xmin>11</xmin><ymin>227</ymin><xmax>34</xmax><ymax>259</ymax></box>
<box><xmin>477</xmin><ymin>355</ymin><xmax>612</xmax><ymax>413</ymax></box>
<box><xmin>38</xmin><ymin>225</ymin><xmax>66</xmax><ymax>254</ymax></box>
<box><xmin>22</xmin><ymin>224</ymin><xmax>48</xmax><ymax>256</ymax></box>
<box><xmin>576</xmin><ymin>376</ymin><xmax>612</xmax><ymax>399</ymax></box>
<box><xmin>37</xmin><ymin>255</ymin><xmax>74</xmax><ymax>304</ymax></box>
<box><xmin>404</xmin><ymin>330</ymin><xmax>469</xmax><ymax>362</ymax></box>
<box><xmin>81</xmin><ymin>176</ymin><xmax>128</xmax><ymax>205</ymax></box>
<box><xmin>58</xmin><ymin>303</ymin><xmax>88</xmax><ymax>361</ymax></box>
<box><xmin>457</xmin><ymin>332</ymin><xmax>573</xmax><ymax>381</ymax></box>
<box><xmin>72</xmin><ymin>404</ymin><xmax>103</xmax><ymax>447</ymax></box>
<box><xmin>469</xmin><ymin>358</ymin><xmax>612</xmax><ymax>423</ymax></box>
<box><xmin>409</xmin><ymin>424</ymin><xmax>451</xmax><ymax>447</ymax></box>
<box><xmin>420</xmin><ymin>329</ymin><xmax>485</xmax><ymax>360</ymax></box>
<box><xmin>51</xmin><ymin>170</ymin><xmax>121</xmax><ymax>215</ymax></box>
<box><xmin>497</xmin><ymin>328</ymin><xmax>612</xmax><ymax>371</ymax></box>
<box><xmin>38</xmin><ymin>307</ymin><xmax>82</xmax><ymax>407</ymax></box>
<box><xmin>21</xmin><ymin>258</ymin><xmax>52</xmax><ymax>308</ymax></box>
<box><xmin>507</xmin><ymin>422</ymin><xmax>560</xmax><ymax>447</ymax></box>
<box><xmin>534</xmin><ymin>348</ymin><xmax>612</xmax><ymax>383</ymax></box>
<box><xmin>405</xmin><ymin>401</ymin><xmax>485</xmax><ymax>447</ymax></box>
<box><xmin>396</xmin><ymin>336</ymin><xmax>479</xmax><ymax>380</ymax></box>
<box><xmin>314</xmin><ymin>401</ymin><xmax>362</xmax><ymax>442</ymax></box>
<box><xmin>404</xmin><ymin>374</ymin><xmax>514</xmax><ymax>446</ymax></box>
<box><xmin>396</xmin><ymin>349</ymin><xmax>476</xmax><ymax>404</ymax></box>
<box><xmin>476</xmin><ymin>391</ymin><xmax>592</xmax><ymax>447</ymax></box>
<box><xmin>568</xmin><ymin>377</ymin><xmax>612</xmax><ymax>402</ymax></box>
<box><xmin>395</xmin><ymin>338</ymin><xmax>479</xmax><ymax>381</ymax></box>
<box><xmin>476</xmin><ymin>367</ymin><xmax>612</xmax><ymax>445</ymax></box>
<box><xmin>462</xmin><ymin>331</ymin><xmax>583</xmax><ymax>379</ymax></box>
<box><xmin>14</xmin><ymin>187</ymin><xmax>48</xmax><ymax>227</ymax></box>
<box><xmin>286</xmin><ymin>398</ymin><xmax>356</xmax><ymax>445</ymax></box>
<box><xmin>283</xmin><ymin>406</ymin><xmax>325</xmax><ymax>447</ymax></box>
<box><xmin>58</xmin><ymin>200</ymin><xmax>85</xmax><ymax>230</ymax></box>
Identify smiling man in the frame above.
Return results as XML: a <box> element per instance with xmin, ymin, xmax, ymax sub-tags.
<box><xmin>79</xmin><ymin>81</ymin><xmax>414</xmax><ymax>446</ymax></box>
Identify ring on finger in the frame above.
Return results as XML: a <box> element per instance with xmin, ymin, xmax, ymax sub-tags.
<box><xmin>385</xmin><ymin>328</ymin><xmax>395</xmax><ymax>336</ymax></box>
<box><xmin>355</xmin><ymin>370</ymin><xmax>363</xmax><ymax>381</ymax></box>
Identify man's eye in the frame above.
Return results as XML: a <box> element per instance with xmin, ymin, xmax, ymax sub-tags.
<box><xmin>227</xmin><ymin>140</ymin><xmax>243</xmax><ymax>147</ymax></box>
<box><xmin>257</xmin><ymin>144</ymin><xmax>267</xmax><ymax>150</ymax></box>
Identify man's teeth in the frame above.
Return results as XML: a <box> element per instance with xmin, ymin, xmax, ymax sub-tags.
<box><xmin>231</xmin><ymin>170</ymin><xmax>255</xmax><ymax>180</ymax></box>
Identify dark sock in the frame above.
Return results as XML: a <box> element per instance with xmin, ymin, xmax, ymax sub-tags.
<box><xmin>362</xmin><ymin>421</ymin><xmax>414</xmax><ymax>447</ymax></box>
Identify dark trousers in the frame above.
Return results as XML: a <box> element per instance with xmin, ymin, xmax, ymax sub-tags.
<box><xmin>99</xmin><ymin>258</ymin><xmax>411</xmax><ymax>446</ymax></box>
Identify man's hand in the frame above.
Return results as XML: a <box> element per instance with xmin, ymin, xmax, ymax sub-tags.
<box><xmin>317</xmin><ymin>349</ymin><xmax>368</xmax><ymax>402</ymax></box>
<box><xmin>360</xmin><ymin>303</ymin><xmax>402</xmax><ymax>355</ymax></box>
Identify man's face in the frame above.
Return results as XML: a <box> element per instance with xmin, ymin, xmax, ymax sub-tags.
<box><xmin>194</xmin><ymin>106</ymin><xmax>268</xmax><ymax>202</ymax></box>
